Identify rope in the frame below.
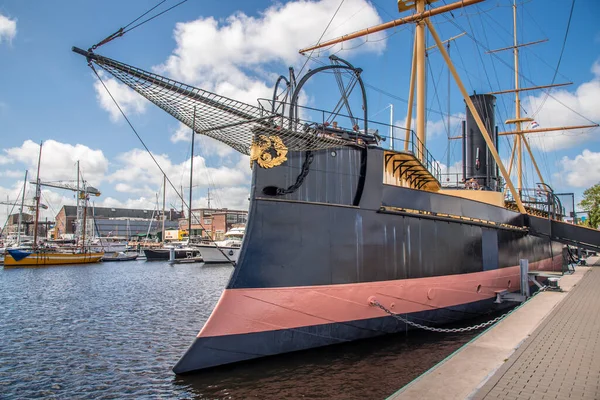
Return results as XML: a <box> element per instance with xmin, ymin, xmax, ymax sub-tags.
<box><xmin>90</xmin><ymin>0</ymin><xmax>188</xmax><ymax>50</ymax></box>
<box><xmin>531</xmin><ymin>0</ymin><xmax>576</xmax><ymax>118</ymax></box>
<box><xmin>89</xmin><ymin>64</ymin><xmax>236</xmax><ymax>266</ymax></box>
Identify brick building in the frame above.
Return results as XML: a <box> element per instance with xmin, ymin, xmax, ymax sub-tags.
<box><xmin>179</xmin><ymin>208</ymin><xmax>247</xmax><ymax>240</ymax></box>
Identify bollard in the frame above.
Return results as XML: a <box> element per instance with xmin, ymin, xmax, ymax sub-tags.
<box><xmin>169</xmin><ymin>248</ymin><xmax>175</xmax><ymax>262</ymax></box>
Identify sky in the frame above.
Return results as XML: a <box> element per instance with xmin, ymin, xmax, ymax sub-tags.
<box><xmin>0</xmin><ymin>0</ymin><xmax>599</xmax><ymax>227</ymax></box>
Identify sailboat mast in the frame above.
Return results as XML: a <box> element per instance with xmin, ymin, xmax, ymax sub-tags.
<box><xmin>33</xmin><ymin>142</ymin><xmax>43</xmax><ymax>249</ymax></box>
<box><xmin>76</xmin><ymin>160</ymin><xmax>81</xmax><ymax>241</ymax></box>
<box><xmin>513</xmin><ymin>0</ymin><xmax>523</xmax><ymax>194</ymax></box>
<box><xmin>17</xmin><ymin>170</ymin><xmax>28</xmax><ymax>246</ymax></box>
<box><xmin>188</xmin><ymin>107</ymin><xmax>196</xmax><ymax>238</ymax></box>
<box><xmin>415</xmin><ymin>0</ymin><xmax>426</xmax><ymax>161</ymax></box>
<box><xmin>162</xmin><ymin>174</ymin><xmax>166</xmax><ymax>243</ymax></box>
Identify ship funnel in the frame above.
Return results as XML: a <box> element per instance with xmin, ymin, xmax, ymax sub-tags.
<box><xmin>463</xmin><ymin>94</ymin><xmax>499</xmax><ymax>191</ymax></box>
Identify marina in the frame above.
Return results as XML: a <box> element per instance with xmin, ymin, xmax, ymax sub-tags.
<box><xmin>0</xmin><ymin>260</ymin><xmax>476</xmax><ymax>399</ymax></box>
<box><xmin>1</xmin><ymin>0</ymin><xmax>600</xmax><ymax>398</ymax></box>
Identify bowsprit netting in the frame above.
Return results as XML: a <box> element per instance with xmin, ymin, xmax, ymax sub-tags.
<box><xmin>73</xmin><ymin>47</ymin><xmax>349</xmax><ymax>155</ymax></box>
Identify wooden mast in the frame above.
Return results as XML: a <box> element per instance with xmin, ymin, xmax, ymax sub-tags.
<box><xmin>33</xmin><ymin>142</ymin><xmax>43</xmax><ymax>249</ymax></box>
<box><xmin>299</xmin><ymin>0</ymin><xmax>485</xmax><ymax>54</ymax></box>
<box><xmin>405</xmin><ymin>33</ymin><xmax>417</xmax><ymax>151</ymax></box>
<box><xmin>415</xmin><ymin>0</ymin><xmax>426</xmax><ymax>162</ymax></box>
<box><xmin>298</xmin><ymin>0</ymin><xmax>526</xmax><ymax>213</ymax></box>
<box><xmin>512</xmin><ymin>0</ymin><xmax>524</xmax><ymax>193</ymax></box>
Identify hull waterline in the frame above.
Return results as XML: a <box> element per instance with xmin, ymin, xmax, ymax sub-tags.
<box><xmin>173</xmin><ymin>147</ymin><xmax>565</xmax><ymax>374</ymax></box>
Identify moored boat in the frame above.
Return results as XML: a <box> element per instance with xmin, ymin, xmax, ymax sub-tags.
<box><xmin>101</xmin><ymin>251</ymin><xmax>139</xmax><ymax>262</ymax></box>
<box><xmin>143</xmin><ymin>247</ymin><xmax>201</xmax><ymax>261</ymax></box>
<box><xmin>4</xmin><ymin>248</ymin><xmax>104</xmax><ymax>267</ymax></box>
<box><xmin>194</xmin><ymin>227</ymin><xmax>244</xmax><ymax>264</ymax></box>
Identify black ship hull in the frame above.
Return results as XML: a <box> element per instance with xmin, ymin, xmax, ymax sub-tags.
<box><xmin>174</xmin><ymin>146</ymin><xmax>563</xmax><ymax>373</ymax></box>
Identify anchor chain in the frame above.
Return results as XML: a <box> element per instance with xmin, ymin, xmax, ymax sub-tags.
<box><xmin>370</xmin><ymin>300</ymin><xmax>515</xmax><ymax>333</ymax></box>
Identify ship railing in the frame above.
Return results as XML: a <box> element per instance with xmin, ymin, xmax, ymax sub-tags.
<box><xmin>257</xmin><ymin>99</ymin><xmax>442</xmax><ymax>183</ymax></box>
<box><xmin>505</xmin><ymin>188</ymin><xmax>565</xmax><ymax>219</ymax></box>
<box><xmin>440</xmin><ymin>173</ymin><xmax>467</xmax><ymax>188</ymax></box>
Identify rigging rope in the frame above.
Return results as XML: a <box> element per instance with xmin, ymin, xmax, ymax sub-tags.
<box><xmin>444</xmin><ymin>16</ymin><xmax>597</xmax><ymax>126</ymax></box>
<box><xmin>89</xmin><ymin>63</ymin><xmax>236</xmax><ymax>265</ymax></box>
<box><xmin>90</xmin><ymin>0</ymin><xmax>188</xmax><ymax>50</ymax></box>
<box><xmin>530</xmin><ymin>0</ymin><xmax>576</xmax><ymax>118</ymax></box>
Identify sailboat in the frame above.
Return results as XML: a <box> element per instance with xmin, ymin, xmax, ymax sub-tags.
<box><xmin>3</xmin><ymin>143</ymin><xmax>104</xmax><ymax>267</ymax></box>
<box><xmin>72</xmin><ymin>0</ymin><xmax>599</xmax><ymax>373</ymax></box>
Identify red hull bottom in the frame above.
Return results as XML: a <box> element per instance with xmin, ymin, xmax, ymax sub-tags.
<box><xmin>174</xmin><ymin>256</ymin><xmax>562</xmax><ymax>374</ymax></box>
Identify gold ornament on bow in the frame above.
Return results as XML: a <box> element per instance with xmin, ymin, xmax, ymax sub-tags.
<box><xmin>250</xmin><ymin>134</ymin><xmax>288</xmax><ymax>168</ymax></box>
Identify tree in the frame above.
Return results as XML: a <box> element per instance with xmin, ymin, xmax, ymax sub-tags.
<box><xmin>579</xmin><ymin>183</ymin><xmax>600</xmax><ymax>229</ymax></box>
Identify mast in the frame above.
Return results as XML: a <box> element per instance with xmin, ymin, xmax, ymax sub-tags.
<box><xmin>188</xmin><ymin>106</ymin><xmax>196</xmax><ymax>239</ymax></box>
<box><xmin>513</xmin><ymin>0</ymin><xmax>523</xmax><ymax>194</ymax></box>
<box><xmin>389</xmin><ymin>104</ymin><xmax>394</xmax><ymax>150</ymax></box>
<box><xmin>17</xmin><ymin>170</ymin><xmax>28</xmax><ymax>246</ymax></box>
<box><xmin>81</xmin><ymin>192</ymin><xmax>87</xmax><ymax>252</ymax></box>
<box><xmin>33</xmin><ymin>142</ymin><xmax>43</xmax><ymax>249</ymax></box>
<box><xmin>299</xmin><ymin>0</ymin><xmax>526</xmax><ymax>213</ymax></box>
<box><xmin>76</xmin><ymin>160</ymin><xmax>81</xmax><ymax>241</ymax></box>
<box><xmin>162</xmin><ymin>174</ymin><xmax>166</xmax><ymax>243</ymax></box>
<box><xmin>207</xmin><ymin>188</ymin><xmax>211</xmax><ymax>210</ymax></box>
<box><xmin>415</xmin><ymin>0</ymin><xmax>426</xmax><ymax>162</ymax></box>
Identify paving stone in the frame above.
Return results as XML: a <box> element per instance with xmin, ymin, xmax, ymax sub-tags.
<box><xmin>475</xmin><ymin>262</ymin><xmax>600</xmax><ymax>400</ymax></box>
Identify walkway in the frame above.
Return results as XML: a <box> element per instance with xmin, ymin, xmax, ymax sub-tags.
<box><xmin>474</xmin><ymin>258</ymin><xmax>600</xmax><ymax>400</ymax></box>
<box><xmin>389</xmin><ymin>259</ymin><xmax>595</xmax><ymax>400</ymax></box>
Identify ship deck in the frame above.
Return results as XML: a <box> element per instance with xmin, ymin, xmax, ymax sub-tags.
<box><xmin>388</xmin><ymin>256</ymin><xmax>600</xmax><ymax>400</ymax></box>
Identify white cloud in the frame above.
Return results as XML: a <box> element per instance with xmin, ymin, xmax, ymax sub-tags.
<box><xmin>0</xmin><ymin>169</ymin><xmax>23</xmax><ymax>178</ymax></box>
<box><xmin>396</xmin><ymin>112</ymin><xmax>465</xmax><ymax>141</ymax></box>
<box><xmin>1</xmin><ymin>139</ymin><xmax>109</xmax><ymax>185</ymax></box>
<box><xmin>556</xmin><ymin>149</ymin><xmax>600</xmax><ymax>188</ymax></box>
<box><xmin>99</xmin><ymin>196</ymin><xmax>157</xmax><ymax>211</ymax></box>
<box><xmin>108</xmin><ymin>148</ymin><xmax>250</xmax><ymax>195</ymax></box>
<box><xmin>0</xmin><ymin>14</ymin><xmax>16</xmax><ymax>44</ymax></box>
<box><xmin>155</xmin><ymin>0</ymin><xmax>384</xmax><ymax>105</ymax></box>
<box><xmin>93</xmin><ymin>70</ymin><xmax>148</xmax><ymax>122</ymax></box>
<box><xmin>171</xmin><ymin>122</ymin><xmax>239</xmax><ymax>159</ymax></box>
<box><xmin>523</xmin><ymin>60</ymin><xmax>600</xmax><ymax>151</ymax></box>
<box><xmin>191</xmin><ymin>186</ymin><xmax>250</xmax><ymax>210</ymax></box>
<box><xmin>170</xmin><ymin>122</ymin><xmax>191</xmax><ymax>143</ymax></box>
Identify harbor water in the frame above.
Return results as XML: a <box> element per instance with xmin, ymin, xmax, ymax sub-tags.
<box><xmin>0</xmin><ymin>260</ymin><xmax>477</xmax><ymax>399</ymax></box>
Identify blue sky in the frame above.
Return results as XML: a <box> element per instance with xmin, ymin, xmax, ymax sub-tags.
<box><xmin>0</xmin><ymin>0</ymin><xmax>599</xmax><ymax>226</ymax></box>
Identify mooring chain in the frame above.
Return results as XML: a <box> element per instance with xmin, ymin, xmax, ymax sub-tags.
<box><xmin>275</xmin><ymin>151</ymin><xmax>314</xmax><ymax>195</ymax></box>
<box><xmin>370</xmin><ymin>300</ymin><xmax>515</xmax><ymax>333</ymax></box>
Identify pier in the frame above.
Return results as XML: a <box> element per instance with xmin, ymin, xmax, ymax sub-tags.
<box><xmin>389</xmin><ymin>257</ymin><xmax>599</xmax><ymax>400</ymax></box>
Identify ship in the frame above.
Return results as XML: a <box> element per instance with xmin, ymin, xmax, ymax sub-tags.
<box><xmin>71</xmin><ymin>0</ymin><xmax>600</xmax><ymax>373</ymax></box>
<box><xmin>3</xmin><ymin>145</ymin><xmax>104</xmax><ymax>267</ymax></box>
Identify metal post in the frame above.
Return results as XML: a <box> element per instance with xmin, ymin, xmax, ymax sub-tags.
<box><xmin>520</xmin><ymin>259</ymin><xmax>530</xmax><ymax>298</ymax></box>
<box><xmin>161</xmin><ymin>174</ymin><xmax>166</xmax><ymax>243</ymax></box>
<box><xmin>17</xmin><ymin>170</ymin><xmax>28</xmax><ymax>246</ymax></box>
<box><xmin>389</xmin><ymin>104</ymin><xmax>394</xmax><ymax>150</ymax></box>
<box><xmin>189</xmin><ymin>107</ymin><xmax>196</xmax><ymax>240</ymax></box>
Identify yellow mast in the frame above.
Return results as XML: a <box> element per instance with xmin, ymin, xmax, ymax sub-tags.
<box><xmin>512</xmin><ymin>0</ymin><xmax>524</xmax><ymax>194</ymax></box>
<box><xmin>299</xmin><ymin>0</ymin><xmax>527</xmax><ymax>213</ymax></box>
<box><xmin>415</xmin><ymin>0</ymin><xmax>426</xmax><ymax>162</ymax></box>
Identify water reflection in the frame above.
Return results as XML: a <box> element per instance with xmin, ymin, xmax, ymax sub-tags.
<box><xmin>0</xmin><ymin>260</ymin><xmax>477</xmax><ymax>399</ymax></box>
